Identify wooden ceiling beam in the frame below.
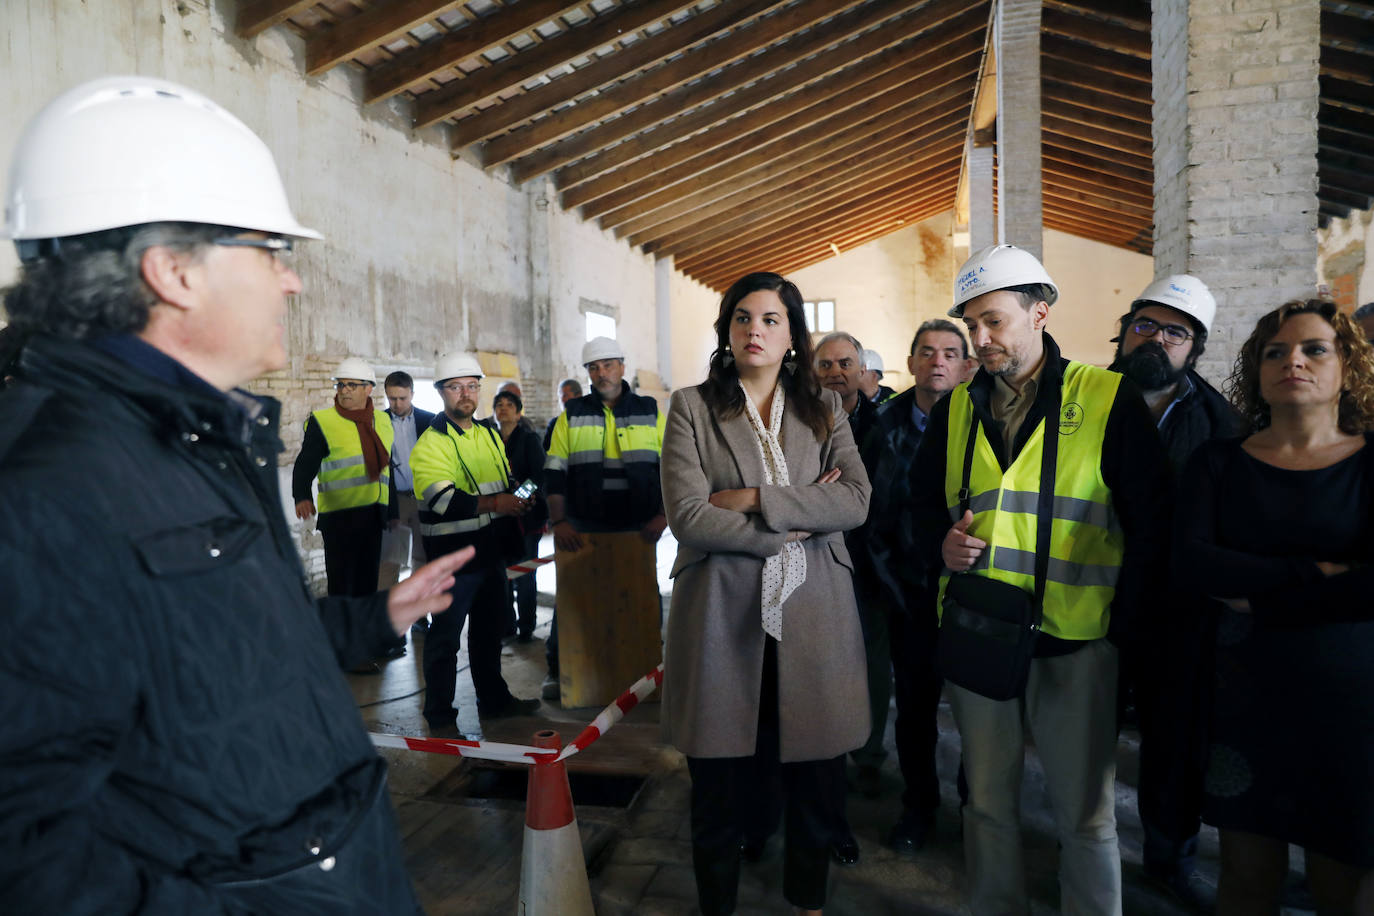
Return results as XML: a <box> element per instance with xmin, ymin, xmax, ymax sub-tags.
<box><xmin>692</xmin><ymin>192</ymin><xmax>955</xmax><ymax>288</ymax></box>
<box><xmin>1042</xmin><ymin>175</ymin><xmax>1153</xmax><ymax>217</ymax></box>
<box><xmin>1321</xmin><ymin>44</ymin><xmax>1374</xmax><ymax>85</ymax></box>
<box><xmin>508</xmin><ymin>0</ymin><xmax>958</xmax><ymax>184</ymax></box>
<box><xmin>1320</xmin><ymin>161</ymin><xmax>1374</xmax><ymax>194</ymax></box>
<box><xmin>1042</xmin><ymin>142</ymin><xmax>1153</xmax><ymax>185</ymax></box>
<box><xmin>641</xmin><ymin>127</ymin><xmax>964</xmax><ymax>250</ymax></box>
<box><xmin>1320</xmin><ymin>108</ymin><xmax>1374</xmax><ymax>149</ymax></box>
<box><xmin>480</xmin><ymin>0</ymin><xmax>872</xmax><ymax>168</ymax></box>
<box><xmin>612</xmin><ymin>103</ymin><xmax>968</xmax><ymax>239</ymax></box>
<box><xmin>1321</xmin><ymin>9</ymin><xmax>1374</xmax><ymax>55</ymax></box>
<box><xmin>306</xmin><ymin>1</ymin><xmax>465</xmax><ymax>76</ymax></box>
<box><xmin>1041</xmin><ymin>34</ymin><xmax>1151</xmax><ymax>83</ymax></box>
<box><xmin>1042</xmin><ymin>78</ymin><xmax>1151</xmax><ymax>122</ymax></box>
<box><xmin>1043</xmin><ymin>216</ymin><xmax>1149</xmax><ymax>254</ymax></box>
<box><xmin>1042</xmin><ymin>98</ymin><xmax>1151</xmax><ymax>142</ymax></box>
<box><xmin>1039</xmin><ymin>190</ymin><xmax>1149</xmax><ymax>233</ymax></box>
<box><xmin>672</xmin><ymin>161</ymin><xmax>960</xmax><ymax>263</ymax></box>
<box><xmin>236</xmin><ymin>0</ymin><xmax>316</xmax><ymax>38</ymax></box>
<box><xmin>679</xmin><ymin>159</ymin><xmax>958</xmax><ymax>266</ymax></box>
<box><xmin>1322</xmin><ymin>74</ymin><xmax>1374</xmax><ymax>116</ymax></box>
<box><xmin>578</xmin><ymin>59</ymin><xmax>976</xmax><ymax>219</ymax></box>
<box><xmin>363</xmin><ymin>0</ymin><xmax>592</xmax><ymax>105</ymax></box>
<box><xmin>1043</xmin><ymin>0</ymin><xmax>1149</xmax><ymax>31</ymax></box>
<box><xmin>1042</xmin><ymin>161</ymin><xmax>1153</xmax><ymax>205</ymax></box>
<box><xmin>1042</xmin><ymin>7</ymin><xmax>1151</xmax><ymax>57</ymax></box>
<box><xmin>550</xmin><ymin>0</ymin><xmax>986</xmax><ymax>195</ymax></box>
<box><xmin>1319</xmin><ymin>142</ymin><xmax>1374</xmax><ymax>174</ymax></box>
<box><xmin>1041</xmin><ymin>60</ymin><xmax>1152</xmax><ymax>107</ymax></box>
<box><xmin>1041</xmin><ymin>131</ymin><xmax>1153</xmax><ymax>172</ymax></box>
<box><xmin>431</xmin><ymin>0</ymin><xmax>785</xmax><ymax>135</ymax></box>
<box><xmin>1320</xmin><ymin>184</ymin><xmax>1374</xmax><ymax>209</ymax></box>
<box><xmin>1040</xmin><ymin>207</ymin><xmax>1138</xmax><ymax>244</ymax></box>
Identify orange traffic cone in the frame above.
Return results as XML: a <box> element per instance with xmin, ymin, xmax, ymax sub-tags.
<box><xmin>518</xmin><ymin>729</ymin><xmax>594</xmax><ymax>916</ymax></box>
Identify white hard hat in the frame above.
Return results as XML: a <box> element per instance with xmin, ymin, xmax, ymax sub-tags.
<box><xmin>3</xmin><ymin>76</ymin><xmax>321</xmax><ymax>251</ymax></box>
<box><xmin>331</xmin><ymin>358</ymin><xmax>375</xmax><ymax>384</ymax></box>
<box><xmin>1132</xmin><ymin>274</ymin><xmax>1217</xmax><ymax>334</ymax></box>
<box><xmin>950</xmin><ymin>245</ymin><xmax>1059</xmax><ymax>317</ymax></box>
<box><xmin>862</xmin><ymin>349</ymin><xmax>885</xmax><ymax>373</ymax></box>
<box><xmin>581</xmin><ymin>336</ymin><xmax>625</xmax><ymax>366</ymax></box>
<box><xmin>434</xmin><ymin>352</ymin><xmax>484</xmax><ymax>383</ymax></box>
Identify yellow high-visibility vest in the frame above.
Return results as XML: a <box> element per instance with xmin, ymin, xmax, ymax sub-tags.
<box><xmin>410</xmin><ymin>417</ymin><xmax>511</xmax><ymax>538</ymax></box>
<box><xmin>938</xmin><ymin>362</ymin><xmax>1125</xmax><ymax>640</ymax></box>
<box><xmin>311</xmin><ymin>407</ymin><xmax>393</xmax><ymax>514</ymax></box>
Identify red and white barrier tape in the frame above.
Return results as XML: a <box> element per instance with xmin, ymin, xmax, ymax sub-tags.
<box><xmin>367</xmin><ymin>661</ymin><xmax>665</xmax><ymax>765</ymax></box>
<box><xmin>555</xmin><ymin>663</ymin><xmax>664</xmax><ymax>762</ymax></box>
<box><xmin>505</xmin><ymin>554</ymin><xmax>554</xmax><ymax>580</ymax></box>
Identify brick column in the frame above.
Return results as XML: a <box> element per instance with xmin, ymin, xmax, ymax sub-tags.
<box><xmin>995</xmin><ymin>0</ymin><xmax>1043</xmax><ymax>258</ymax></box>
<box><xmin>968</xmin><ymin>140</ymin><xmax>996</xmax><ymax>251</ymax></box>
<box><xmin>1152</xmin><ymin>0</ymin><xmax>1320</xmax><ymax>382</ymax></box>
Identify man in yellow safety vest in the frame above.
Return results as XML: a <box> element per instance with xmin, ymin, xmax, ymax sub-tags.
<box><xmin>911</xmin><ymin>245</ymin><xmax>1169</xmax><ymax>915</ymax></box>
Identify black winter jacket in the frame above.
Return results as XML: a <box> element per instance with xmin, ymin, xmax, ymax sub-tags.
<box><xmin>0</xmin><ymin>335</ymin><xmax>416</xmax><ymax>915</ymax></box>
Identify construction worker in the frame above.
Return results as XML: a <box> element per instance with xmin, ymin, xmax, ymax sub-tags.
<box><xmin>542</xmin><ymin>336</ymin><xmax>667</xmax><ymax>700</ymax></box>
<box><xmin>1107</xmin><ymin>275</ymin><xmax>1244</xmax><ymax>910</ymax></box>
<box><xmin>293</xmin><ymin>358</ymin><xmax>396</xmax><ymax>604</ymax></box>
<box><xmin>0</xmin><ymin>75</ymin><xmax>470</xmax><ymax>912</ymax></box>
<box><xmin>911</xmin><ymin>245</ymin><xmax>1169</xmax><ymax>915</ymax></box>
<box><xmin>410</xmin><ymin>351</ymin><xmax>541</xmax><ymax>738</ymax></box>
<box><xmin>859</xmin><ymin>348</ymin><xmax>896</xmax><ymax>403</ymax></box>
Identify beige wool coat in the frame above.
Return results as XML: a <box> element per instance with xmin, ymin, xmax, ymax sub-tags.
<box><xmin>660</xmin><ymin>384</ymin><xmax>872</xmax><ymax>762</ymax></box>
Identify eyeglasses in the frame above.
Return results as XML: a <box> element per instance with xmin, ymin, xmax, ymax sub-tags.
<box><xmin>439</xmin><ymin>382</ymin><xmax>482</xmax><ymax>394</ymax></box>
<box><xmin>214</xmin><ymin>235</ymin><xmax>294</xmax><ymax>263</ymax></box>
<box><xmin>1130</xmin><ymin>318</ymin><xmax>1193</xmax><ymax>346</ymax></box>
<box><xmin>335</xmin><ymin>381</ymin><xmax>370</xmax><ymax>391</ymax></box>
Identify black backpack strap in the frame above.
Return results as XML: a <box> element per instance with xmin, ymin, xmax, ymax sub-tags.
<box><xmin>958</xmin><ymin>411</ymin><xmax>980</xmax><ymax>515</ymax></box>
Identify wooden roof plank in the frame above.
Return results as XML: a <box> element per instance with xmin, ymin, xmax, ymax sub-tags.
<box><xmin>363</xmin><ymin>0</ymin><xmax>590</xmax><ymax>104</ymax></box>
<box><xmin>306</xmin><ymin>1</ymin><xmax>466</xmax><ymax>76</ymax></box>
<box><xmin>480</xmin><ymin>0</ymin><xmax>873</xmax><ymax>168</ymax></box>
<box><xmin>1043</xmin><ymin>0</ymin><xmax>1149</xmax><ymax>31</ymax></box>
<box><xmin>237</xmin><ymin>0</ymin><xmax>318</xmax><ymax>38</ymax></box>
<box><xmin>396</xmin><ymin>0</ymin><xmax>700</xmax><ymax>117</ymax></box>
<box><xmin>1041</xmin><ymin>34</ymin><xmax>1151</xmax><ymax>83</ymax></box>
<box><xmin>1041</xmin><ymin>127</ymin><xmax>1152</xmax><ymax>170</ymax></box>
<box><xmin>434</xmin><ymin>0</ymin><xmax>787</xmax><ymax>136</ymax></box>
<box><xmin>1042</xmin><ymin>97</ymin><xmax>1151</xmax><ymax>142</ymax></box>
<box><xmin>1042</xmin><ymin>174</ymin><xmax>1153</xmax><ymax>216</ymax></box>
<box><xmin>1042</xmin><ymin>7</ymin><xmax>1150</xmax><ymax>57</ymax></box>
<box><xmin>507</xmin><ymin>0</ymin><xmax>946</xmax><ymax>184</ymax></box>
<box><xmin>1041</xmin><ymin>59</ymin><xmax>1152</xmax><ymax>107</ymax></box>
<box><xmin>577</xmin><ymin>57</ymin><xmax>977</xmax><ymax>219</ymax></box>
<box><xmin>1042</xmin><ymin>141</ymin><xmax>1153</xmax><ymax>185</ymax></box>
<box><xmin>608</xmin><ymin>99</ymin><xmax>969</xmax><ymax>237</ymax></box>
<box><xmin>1042</xmin><ymin>161</ymin><xmax>1153</xmax><ymax>204</ymax></box>
<box><xmin>555</xmin><ymin>3</ymin><xmax>987</xmax><ymax>195</ymax></box>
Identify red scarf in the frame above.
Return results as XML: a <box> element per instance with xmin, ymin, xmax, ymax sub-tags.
<box><xmin>334</xmin><ymin>396</ymin><xmax>388</xmax><ymax>482</ymax></box>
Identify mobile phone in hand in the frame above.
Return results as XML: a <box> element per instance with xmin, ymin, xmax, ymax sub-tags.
<box><xmin>512</xmin><ymin>478</ymin><xmax>538</xmax><ymax>500</ymax></box>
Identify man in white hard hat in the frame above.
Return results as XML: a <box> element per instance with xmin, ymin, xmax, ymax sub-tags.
<box><xmin>1108</xmin><ymin>275</ymin><xmax>1243</xmax><ymax>909</ymax></box>
<box><xmin>910</xmin><ymin>245</ymin><xmax>1169</xmax><ymax>914</ymax></box>
<box><xmin>859</xmin><ymin>348</ymin><xmax>895</xmax><ymax>404</ymax></box>
<box><xmin>292</xmin><ymin>358</ymin><xmax>397</xmax><ymax>612</ymax></box>
<box><xmin>409</xmin><ymin>352</ymin><xmax>542</xmax><ymax>736</ymax></box>
<box><xmin>0</xmin><ymin>76</ymin><xmax>470</xmax><ymax>912</ymax></box>
<box><xmin>542</xmin><ymin>336</ymin><xmax>667</xmax><ymax>699</ymax></box>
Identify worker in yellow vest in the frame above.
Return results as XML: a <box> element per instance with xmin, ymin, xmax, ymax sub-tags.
<box><xmin>410</xmin><ymin>352</ymin><xmax>541</xmax><ymax>739</ymax></box>
<box><xmin>910</xmin><ymin>245</ymin><xmax>1169</xmax><ymax>915</ymax></box>
<box><xmin>293</xmin><ymin>358</ymin><xmax>396</xmax><ymax>604</ymax></box>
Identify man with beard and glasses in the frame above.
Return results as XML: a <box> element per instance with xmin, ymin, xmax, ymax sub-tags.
<box><xmin>911</xmin><ymin>245</ymin><xmax>1168</xmax><ymax>915</ymax></box>
<box><xmin>1109</xmin><ymin>275</ymin><xmax>1244</xmax><ymax>911</ymax></box>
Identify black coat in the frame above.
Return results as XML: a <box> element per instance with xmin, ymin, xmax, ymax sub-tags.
<box><xmin>0</xmin><ymin>335</ymin><xmax>417</xmax><ymax>914</ymax></box>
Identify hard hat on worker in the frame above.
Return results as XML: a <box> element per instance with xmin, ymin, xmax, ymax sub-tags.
<box><xmin>434</xmin><ymin>352</ymin><xmax>484</xmax><ymax>383</ymax></box>
<box><xmin>1131</xmin><ymin>274</ymin><xmax>1217</xmax><ymax>334</ymax></box>
<box><xmin>581</xmin><ymin>336</ymin><xmax>624</xmax><ymax>366</ymax></box>
<box><xmin>331</xmin><ymin>358</ymin><xmax>376</xmax><ymax>385</ymax></box>
<box><xmin>3</xmin><ymin>75</ymin><xmax>320</xmax><ymax>261</ymax></box>
<box><xmin>950</xmin><ymin>245</ymin><xmax>1059</xmax><ymax>318</ymax></box>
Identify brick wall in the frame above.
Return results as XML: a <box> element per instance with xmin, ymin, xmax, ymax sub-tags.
<box><xmin>1152</xmin><ymin>0</ymin><xmax>1320</xmax><ymax>385</ymax></box>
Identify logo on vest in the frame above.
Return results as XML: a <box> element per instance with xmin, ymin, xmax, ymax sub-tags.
<box><xmin>1059</xmin><ymin>402</ymin><xmax>1084</xmax><ymax>435</ymax></box>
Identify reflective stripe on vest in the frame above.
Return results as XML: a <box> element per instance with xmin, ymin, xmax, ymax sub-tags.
<box><xmin>937</xmin><ymin>363</ymin><xmax>1125</xmax><ymax>640</ymax></box>
<box><xmin>409</xmin><ymin>419</ymin><xmax>511</xmax><ymax>539</ymax></box>
<box><xmin>563</xmin><ymin>404</ymin><xmax>661</xmax><ymax>486</ymax></box>
<box><xmin>311</xmin><ymin>408</ymin><xmax>393</xmax><ymax>514</ymax></box>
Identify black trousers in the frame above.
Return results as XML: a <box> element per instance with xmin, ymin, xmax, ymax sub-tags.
<box><xmin>422</xmin><ymin>568</ymin><xmax>514</xmax><ymax>725</ymax></box>
<box><xmin>686</xmin><ymin>639</ymin><xmax>847</xmax><ymax>913</ymax></box>
<box><xmin>508</xmin><ymin>530</ymin><xmax>541</xmax><ymax>637</ymax></box>
<box><xmin>320</xmin><ymin>519</ymin><xmax>383</xmax><ymax>598</ymax></box>
<box><xmin>889</xmin><ymin>600</ymin><xmax>944</xmax><ymax>818</ymax></box>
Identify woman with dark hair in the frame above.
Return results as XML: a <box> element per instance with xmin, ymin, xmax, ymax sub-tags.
<box><xmin>493</xmin><ymin>388</ymin><xmax>546</xmax><ymax>641</ymax></box>
<box><xmin>1174</xmin><ymin>299</ymin><xmax>1374</xmax><ymax>914</ymax></box>
<box><xmin>660</xmin><ymin>271</ymin><xmax>871</xmax><ymax>915</ymax></box>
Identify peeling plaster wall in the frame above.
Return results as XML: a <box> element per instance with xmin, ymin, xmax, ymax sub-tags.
<box><xmin>1317</xmin><ymin>209</ymin><xmax>1374</xmax><ymax>312</ymax></box>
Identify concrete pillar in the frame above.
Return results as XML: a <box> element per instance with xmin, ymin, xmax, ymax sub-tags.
<box><xmin>1152</xmin><ymin>0</ymin><xmax>1320</xmax><ymax>382</ymax></box>
<box><xmin>968</xmin><ymin>140</ymin><xmax>997</xmax><ymax>251</ymax></box>
<box><xmin>526</xmin><ymin>179</ymin><xmax>557</xmax><ymax>422</ymax></box>
<box><xmin>994</xmin><ymin>0</ymin><xmax>1042</xmax><ymax>259</ymax></box>
<box><xmin>654</xmin><ymin>255</ymin><xmax>675</xmax><ymax>390</ymax></box>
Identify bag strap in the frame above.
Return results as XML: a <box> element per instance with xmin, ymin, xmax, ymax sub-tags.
<box><xmin>958</xmin><ymin>385</ymin><xmax>1062</xmax><ymax>629</ymax></box>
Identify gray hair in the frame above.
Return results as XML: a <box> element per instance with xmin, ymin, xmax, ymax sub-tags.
<box><xmin>3</xmin><ymin>222</ymin><xmax>226</xmax><ymax>339</ymax></box>
<box><xmin>558</xmin><ymin>377</ymin><xmax>583</xmax><ymax>396</ymax></box>
<box><xmin>1355</xmin><ymin>302</ymin><xmax>1374</xmax><ymax>321</ymax></box>
<box><xmin>814</xmin><ymin>331</ymin><xmax>863</xmax><ymax>360</ymax></box>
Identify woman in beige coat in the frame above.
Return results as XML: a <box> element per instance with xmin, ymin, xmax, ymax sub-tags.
<box><xmin>660</xmin><ymin>271</ymin><xmax>871</xmax><ymax>915</ymax></box>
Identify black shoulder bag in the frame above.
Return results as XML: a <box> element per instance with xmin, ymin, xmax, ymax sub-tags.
<box><xmin>935</xmin><ymin>391</ymin><xmax>1060</xmax><ymax>701</ymax></box>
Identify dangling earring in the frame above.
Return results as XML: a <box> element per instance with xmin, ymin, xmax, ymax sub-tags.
<box><xmin>783</xmin><ymin>348</ymin><xmax>797</xmax><ymax>374</ymax></box>
<box><xmin>722</xmin><ymin>345</ymin><xmax>734</xmax><ymax>367</ymax></box>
